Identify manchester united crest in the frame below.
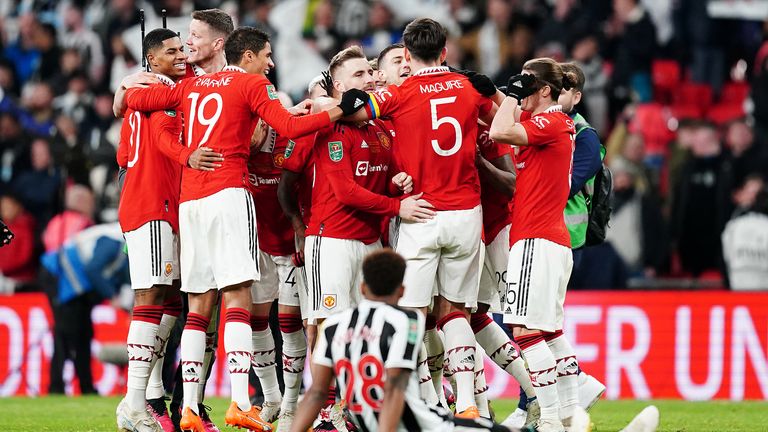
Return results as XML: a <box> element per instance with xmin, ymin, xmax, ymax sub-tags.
<box><xmin>273</xmin><ymin>152</ymin><xmax>285</xmax><ymax>167</ymax></box>
<box><xmin>323</xmin><ymin>294</ymin><xmax>337</xmax><ymax>309</ymax></box>
<box><xmin>377</xmin><ymin>132</ymin><xmax>391</xmax><ymax>150</ymax></box>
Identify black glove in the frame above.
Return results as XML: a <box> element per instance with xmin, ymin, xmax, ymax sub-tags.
<box><xmin>468</xmin><ymin>73</ymin><xmax>497</xmax><ymax>97</ymax></box>
<box><xmin>447</xmin><ymin>66</ymin><xmax>497</xmax><ymax>97</ymax></box>
<box><xmin>0</xmin><ymin>219</ymin><xmax>13</xmax><ymax>247</ymax></box>
<box><xmin>319</xmin><ymin>70</ymin><xmax>333</xmax><ymax>96</ymax></box>
<box><xmin>337</xmin><ymin>88</ymin><xmax>369</xmax><ymax>116</ymax></box>
<box><xmin>506</xmin><ymin>73</ymin><xmax>537</xmax><ymax>102</ymax></box>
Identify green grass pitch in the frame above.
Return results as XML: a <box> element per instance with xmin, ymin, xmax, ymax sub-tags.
<box><xmin>1</xmin><ymin>396</ymin><xmax>766</xmax><ymax>431</ymax></box>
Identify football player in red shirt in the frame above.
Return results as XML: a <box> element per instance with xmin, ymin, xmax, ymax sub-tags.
<box><xmin>115</xmin><ymin>28</ymin><xmax>224</xmax><ymax>432</ymax></box>
<box><xmin>489</xmin><ymin>58</ymin><xmax>581</xmax><ymax>432</ymax></box>
<box><xmin>115</xmin><ymin>10</ymin><xmax>235</xmax><ymax>432</ymax></box>
<box><xmin>303</xmin><ymin>46</ymin><xmax>430</xmax><ymax>430</ymax></box>
<box><xmin>305</xmin><ymin>45</ymin><xmax>432</xmax><ymax>325</ymax></box>
<box><xmin>345</xmin><ymin>18</ymin><xmax>496</xmax><ymax>418</ymax></box>
<box><xmin>471</xmin><ymin>125</ymin><xmax>539</xmax><ymax>424</ymax></box>
<box><xmin>123</xmin><ymin>27</ymin><xmax>368</xmax><ymax>432</ymax></box>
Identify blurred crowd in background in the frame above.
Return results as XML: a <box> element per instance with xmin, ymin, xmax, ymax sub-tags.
<box><xmin>0</xmin><ymin>0</ymin><xmax>767</xmax><ymax>296</ymax></box>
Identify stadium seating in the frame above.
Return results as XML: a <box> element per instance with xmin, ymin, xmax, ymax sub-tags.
<box><xmin>707</xmin><ymin>102</ymin><xmax>746</xmax><ymax>125</ymax></box>
<box><xmin>652</xmin><ymin>60</ymin><xmax>681</xmax><ymax>104</ymax></box>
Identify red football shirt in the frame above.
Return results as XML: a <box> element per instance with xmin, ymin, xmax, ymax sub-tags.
<box><xmin>125</xmin><ymin>66</ymin><xmax>332</xmax><ymax>203</ymax></box>
<box><xmin>509</xmin><ymin>106</ymin><xmax>575</xmax><ymax>248</ymax></box>
<box><xmin>249</xmin><ymin>130</ymin><xmax>296</xmax><ymax>257</ymax></box>
<box><xmin>305</xmin><ymin>121</ymin><xmax>398</xmax><ymax>244</ymax></box>
<box><xmin>364</xmin><ymin>66</ymin><xmax>493</xmax><ymax>210</ymax></box>
<box><xmin>281</xmin><ymin>133</ymin><xmax>316</xmax><ymax>224</ymax></box>
<box><xmin>117</xmin><ymin>78</ymin><xmax>193</xmax><ymax>233</ymax></box>
<box><xmin>478</xmin><ymin>125</ymin><xmax>513</xmax><ymax>245</ymax></box>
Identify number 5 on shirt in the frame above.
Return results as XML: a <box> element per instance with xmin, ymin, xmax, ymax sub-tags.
<box><xmin>430</xmin><ymin>96</ymin><xmax>462</xmax><ymax>157</ymax></box>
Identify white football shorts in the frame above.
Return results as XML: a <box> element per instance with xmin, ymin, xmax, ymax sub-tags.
<box><xmin>305</xmin><ymin>235</ymin><xmax>381</xmax><ymax>321</ymax></box>
<box><xmin>179</xmin><ymin>187</ymin><xmax>259</xmax><ymax>293</ymax></box>
<box><xmin>396</xmin><ymin>205</ymin><xmax>483</xmax><ymax>309</ymax></box>
<box><xmin>477</xmin><ymin>224</ymin><xmax>511</xmax><ymax>312</ymax></box>
<box><xmin>503</xmin><ymin>238</ymin><xmax>573</xmax><ymax>332</ymax></box>
<box><xmin>124</xmin><ymin>220</ymin><xmax>179</xmax><ymax>289</ymax></box>
<box><xmin>251</xmin><ymin>251</ymin><xmax>303</xmax><ymax>308</ymax></box>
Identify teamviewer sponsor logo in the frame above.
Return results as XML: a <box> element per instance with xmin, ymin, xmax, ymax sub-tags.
<box><xmin>356</xmin><ymin>161</ymin><xmax>369</xmax><ymax>176</ymax></box>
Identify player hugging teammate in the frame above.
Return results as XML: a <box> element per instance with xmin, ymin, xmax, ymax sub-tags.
<box><xmin>112</xmin><ymin>8</ymin><xmax>658</xmax><ymax>432</ymax></box>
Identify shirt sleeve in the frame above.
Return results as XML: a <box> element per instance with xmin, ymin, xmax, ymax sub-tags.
<box><xmin>319</xmin><ymin>131</ymin><xmax>400</xmax><ymax>216</ymax></box>
<box><xmin>520</xmin><ymin>114</ymin><xmax>559</xmax><ymax>147</ymax></box>
<box><xmin>364</xmin><ymin>85</ymin><xmax>400</xmax><ymax>119</ymax></box>
<box><xmin>149</xmin><ymin>110</ymin><xmax>194</xmax><ymax>166</ymax></box>
<box><xmin>116</xmin><ymin>116</ymin><xmax>131</xmax><ymax>168</ymax></box>
<box><xmin>569</xmin><ymin>128</ymin><xmax>603</xmax><ymax>198</ymax></box>
<box><xmin>125</xmin><ymin>81</ymin><xmax>184</xmax><ymax>112</ymax></box>
<box><xmin>246</xmin><ymin>75</ymin><xmax>331</xmax><ymax>138</ymax></box>
<box><xmin>312</xmin><ymin>320</ymin><xmax>335</xmax><ymax>368</ymax></box>
<box><xmin>384</xmin><ymin>309</ymin><xmax>425</xmax><ymax>370</ymax></box>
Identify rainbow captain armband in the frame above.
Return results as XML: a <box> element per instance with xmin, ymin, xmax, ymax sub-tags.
<box><xmin>366</xmin><ymin>93</ymin><xmax>381</xmax><ymax>119</ymax></box>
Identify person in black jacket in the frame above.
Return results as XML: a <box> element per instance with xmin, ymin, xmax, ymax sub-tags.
<box><xmin>604</xmin><ymin>0</ymin><xmax>657</xmax><ymax>119</ymax></box>
<box><xmin>670</xmin><ymin>122</ymin><xmax>733</xmax><ymax>276</ymax></box>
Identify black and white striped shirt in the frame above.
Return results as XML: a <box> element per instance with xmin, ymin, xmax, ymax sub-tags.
<box><xmin>314</xmin><ymin>299</ymin><xmax>457</xmax><ymax>431</ymax></box>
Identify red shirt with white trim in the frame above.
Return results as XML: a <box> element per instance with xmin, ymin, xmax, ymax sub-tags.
<box><xmin>125</xmin><ymin>66</ymin><xmax>332</xmax><ymax>203</ymax></box>
<box><xmin>363</xmin><ymin>67</ymin><xmax>493</xmax><ymax>210</ymax></box>
<box><xmin>117</xmin><ymin>75</ymin><xmax>193</xmax><ymax>233</ymax></box>
<box><xmin>305</xmin><ymin>121</ymin><xmax>397</xmax><ymax>244</ymax></box>
<box><xmin>478</xmin><ymin>124</ymin><xmax>513</xmax><ymax>244</ymax></box>
<box><xmin>248</xmin><ymin>129</ymin><xmax>296</xmax><ymax>256</ymax></box>
<box><xmin>509</xmin><ymin>105</ymin><xmax>575</xmax><ymax>248</ymax></box>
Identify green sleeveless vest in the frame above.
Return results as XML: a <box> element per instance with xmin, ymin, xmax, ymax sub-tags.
<box><xmin>565</xmin><ymin>113</ymin><xmax>604</xmax><ymax>249</ymax></box>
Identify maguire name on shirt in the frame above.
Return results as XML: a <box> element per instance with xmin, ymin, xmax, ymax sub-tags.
<box><xmin>419</xmin><ymin>79</ymin><xmax>464</xmax><ymax>94</ymax></box>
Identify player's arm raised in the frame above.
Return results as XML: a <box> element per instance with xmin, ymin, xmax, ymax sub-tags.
<box><xmin>125</xmin><ymin>79</ymin><xmax>185</xmax><ymax>113</ymax></box>
<box><xmin>489</xmin><ymin>74</ymin><xmax>537</xmax><ymax>146</ymax></box>
<box><xmin>251</xmin><ymin>76</ymin><xmax>368</xmax><ymax>138</ymax></box>
<box><xmin>113</xmin><ymin>72</ymin><xmax>161</xmax><ymax>117</ymax></box>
